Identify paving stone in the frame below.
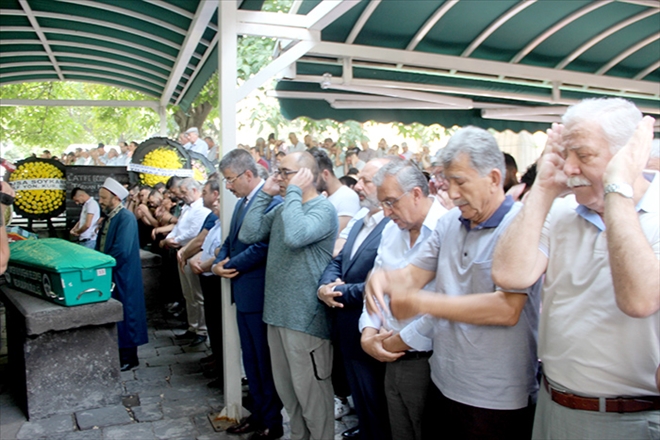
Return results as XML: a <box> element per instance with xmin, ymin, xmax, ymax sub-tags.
<box><xmin>157</xmin><ymin>345</ymin><xmax>184</xmax><ymax>356</ymax></box>
<box><xmin>0</xmin><ymin>396</ymin><xmax>27</xmax><ymax>425</ymax></box>
<box><xmin>196</xmin><ymin>434</ymin><xmax>233</xmax><ymax>440</ymax></box>
<box><xmin>103</xmin><ymin>422</ymin><xmax>156</xmax><ymax>440</ymax></box>
<box><xmin>16</xmin><ymin>414</ymin><xmax>73</xmax><ymax>439</ymax></box>
<box><xmin>192</xmin><ymin>414</ymin><xmax>218</xmax><ymax>438</ymax></box>
<box><xmin>135</xmin><ymin>365</ymin><xmax>171</xmax><ymax>381</ymax></box>
<box><xmin>153</xmin><ymin>417</ymin><xmax>195</xmax><ymax>439</ymax></box>
<box><xmin>145</xmin><ymin>354</ymin><xmax>180</xmax><ymax>367</ymax></box>
<box><xmin>161</xmin><ymin>397</ymin><xmax>212</xmax><ymax>418</ymax></box>
<box><xmin>206</xmin><ymin>397</ymin><xmax>225</xmax><ymax>413</ymax></box>
<box><xmin>139</xmin><ymin>346</ymin><xmax>158</xmax><ymax>359</ymax></box>
<box><xmin>140</xmin><ymin>395</ymin><xmax>164</xmax><ymax>405</ymax></box>
<box><xmin>169</xmin><ymin>373</ymin><xmax>208</xmax><ymax>388</ymax></box>
<box><xmin>153</xmin><ymin>329</ymin><xmax>175</xmax><ymax>339</ymax></box>
<box><xmin>152</xmin><ymin>338</ymin><xmax>174</xmax><ymax>349</ymax></box>
<box><xmin>132</xmin><ymin>404</ymin><xmax>163</xmax><ymax>423</ymax></box>
<box><xmin>175</xmin><ymin>351</ymin><xmax>207</xmax><ymax>363</ymax></box>
<box><xmin>162</xmin><ymin>386</ymin><xmax>214</xmax><ymax>402</ymax></box>
<box><xmin>75</xmin><ymin>405</ymin><xmax>132</xmax><ymax>430</ymax></box>
<box><xmin>124</xmin><ymin>379</ymin><xmax>170</xmax><ymax>398</ymax></box>
<box><xmin>181</xmin><ymin>342</ymin><xmax>208</xmax><ymax>353</ymax></box>
<box><xmin>170</xmin><ymin>362</ymin><xmax>203</xmax><ymax>376</ymax></box>
<box><xmin>43</xmin><ymin>429</ymin><xmax>103</xmax><ymax>440</ymax></box>
<box><xmin>119</xmin><ymin>370</ymin><xmax>135</xmax><ymax>382</ymax></box>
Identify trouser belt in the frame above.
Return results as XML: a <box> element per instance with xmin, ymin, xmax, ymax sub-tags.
<box><xmin>543</xmin><ymin>375</ymin><xmax>660</xmax><ymax>413</ymax></box>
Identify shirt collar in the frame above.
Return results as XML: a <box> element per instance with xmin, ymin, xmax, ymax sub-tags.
<box><xmin>364</xmin><ymin>209</ymin><xmax>385</xmax><ymax>228</ymax></box>
<box><xmin>422</xmin><ymin>197</ymin><xmax>447</xmax><ymax>233</ymax></box>
<box><xmin>459</xmin><ymin>195</ymin><xmax>514</xmax><ymax>231</ymax></box>
<box><xmin>575</xmin><ymin>171</ymin><xmax>659</xmax><ymax>231</ymax></box>
<box><xmin>245</xmin><ymin>180</ymin><xmax>264</xmax><ymax>203</ymax></box>
<box><xmin>107</xmin><ymin>203</ymin><xmax>123</xmax><ymax>219</ymax></box>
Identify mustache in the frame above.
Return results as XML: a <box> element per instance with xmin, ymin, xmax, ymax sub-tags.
<box><xmin>566</xmin><ymin>176</ymin><xmax>592</xmax><ymax>188</ymax></box>
<box><xmin>453</xmin><ymin>200</ymin><xmax>468</xmax><ymax>207</ymax></box>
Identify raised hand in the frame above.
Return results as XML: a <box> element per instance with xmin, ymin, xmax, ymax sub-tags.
<box><xmin>262</xmin><ymin>174</ymin><xmax>280</xmax><ymax>196</ymax></box>
<box><xmin>288</xmin><ymin>167</ymin><xmax>314</xmax><ymax>191</ymax></box>
<box><xmin>604</xmin><ymin>115</ymin><xmax>655</xmax><ymax>186</ymax></box>
<box><xmin>535</xmin><ymin>123</ymin><xmax>568</xmax><ymax>197</ymax></box>
<box><xmin>317</xmin><ymin>278</ymin><xmax>346</xmax><ymax>308</ymax></box>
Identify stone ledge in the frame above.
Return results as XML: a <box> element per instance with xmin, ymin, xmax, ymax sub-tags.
<box><xmin>0</xmin><ymin>287</ymin><xmax>123</xmax><ymax>336</ymax></box>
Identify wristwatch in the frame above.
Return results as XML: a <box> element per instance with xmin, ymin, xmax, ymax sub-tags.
<box><xmin>604</xmin><ymin>182</ymin><xmax>633</xmax><ymax>199</ymax></box>
<box><xmin>0</xmin><ymin>192</ymin><xmax>14</xmax><ymax>206</ymax></box>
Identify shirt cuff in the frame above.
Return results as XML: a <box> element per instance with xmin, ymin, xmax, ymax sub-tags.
<box><xmin>358</xmin><ymin>310</ymin><xmax>382</xmax><ymax>332</ymax></box>
<box><xmin>399</xmin><ymin>316</ymin><xmax>433</xmax><ymax>351</ymax></box>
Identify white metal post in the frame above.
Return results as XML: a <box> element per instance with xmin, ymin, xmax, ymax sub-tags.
<box><xmin>158</xmin><ymin>105</ymin><xmax>167</xmax><ymax>136</ymax></box>
<box><xmin>217</xmin><ymin>0</ymin><xmax>243</xmax><ymax>425</ymax></box>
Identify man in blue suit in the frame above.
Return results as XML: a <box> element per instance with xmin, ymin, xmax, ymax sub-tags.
<box><xmin>317</xmin><ymin>158</ymin><xmax>391</xmax><ymax>440</ymax></box>
<box><xmin>213</xmin><ymin>149</ymin><xmax>284</xmax><ymax>440</ymax></box>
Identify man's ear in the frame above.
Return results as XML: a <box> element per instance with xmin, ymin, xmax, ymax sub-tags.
<box><xmin>489</xmin><ymin>168</ymin><xmax>503</xmax><ymax>191</ymax></box>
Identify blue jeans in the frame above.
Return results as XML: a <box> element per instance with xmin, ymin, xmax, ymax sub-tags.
<box><xmin>80</xmin><ymin>239</ymin><xmax>96</xmax><ymax>250</ymax></box>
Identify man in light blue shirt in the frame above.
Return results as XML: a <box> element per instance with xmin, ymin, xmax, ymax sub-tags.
<box><xmin>366</xmin><ymin>127</ymin><xmax>541</xmax><ymax>439</ymax></box>
<box><xmin>359</xmin><ymin>159</ymin><xmax>448</xmax><ymax>440</ymax></box>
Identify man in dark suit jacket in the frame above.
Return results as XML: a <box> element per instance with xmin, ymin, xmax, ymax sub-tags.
<box><xmin>213</xmin><ymin>149</ymin><xmax>283</xmax><ymax>440</ymax></box>
<box><xmin>318</xmin><ymin>158</ymin><xmax>391</xmax><ymax>440</ymax></box>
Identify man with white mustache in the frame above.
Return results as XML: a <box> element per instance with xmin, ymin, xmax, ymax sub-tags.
<box><xmin>493</xmin><ymin>98</ymin><xmax>660</xmax><ymax>439</ymax></box>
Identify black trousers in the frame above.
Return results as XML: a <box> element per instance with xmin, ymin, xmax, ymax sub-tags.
<box><xmin>427</xmin><ymin>384</ymin><xmax>535</xmax><ymax>440</ymax></box>
<box><xmin>199</xmin><ymin>274</ymin><xmax>223</xmax><ymax>376</ymax></box>
<box><xmin>119</xmin><ymin>347</ymin><xmax>138</xmax><ymax>366</ymax></box>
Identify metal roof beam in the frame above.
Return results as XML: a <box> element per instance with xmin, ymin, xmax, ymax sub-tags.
<box><xmin>18</xmin><ymin>0</ymin><xmax>64</xmax><ymax>81</ymax></box>
<box><xmin>306</xmin><ymin>0</ymin><xmax>361</xmax><ymax>31</ymax></box>
<box><xmin>236</xmin><ymin>23</ymin><xmax>319</xmax><ymax>41</ymax></box>
<box><xmin>291</xmin><ymin>75</ymin><xmax>660</xmax><ymax>113</ymax></box>
<box><xmin>405</xmin><ymin>0</ymin><xmax>458</xmax><ymax>52</ymax></box>
<box><xmin>331</xmin><ymin>99</ymin><xmax>470</xmax><ymax>110</ymax></box>
<box><xmin>596</xmin><ymin>32</ymin><xmax>660</xmax><ymax>75</ymax></box>
<box><xmin>0</xmin><ymin>9</ymin><xmax>182</xmax><ymax>52</ymax></box>
<box><xmin>511</xmin><ymin>1</ymin><xmax>613</xmax><ymax>64</ymax></box>
<box><xmin>174</xmin><ymin>33</ymin><xmax>219</xmax><ymax>106</ymax></box>
<box><xmin>0</xmin><ymin>99</ymin><xmax>160</xmax><ymax>110</ymax></box>
<box><xmin>307</xmin><ymin>41</ymin><xmax>659</xmax><ymax>96</ymax></box>
<box><xmin>236</xmin><ymin>10</ymin><xmax>307</xmax><ymax>27</ymax></box>
<box><xmin>0</xmin><ymin>78</ymin><xmax>158</xmax><ymax>98</ymax></box>
<box><xmin>634</xmin><ymin>60</ymin><xmax>660</xmax><ymax>79</ymax></box>
<box><xmin>58</xmin><ymin>71</ymin><xmax>162</xmax><ymax>95</ymax></box>
<box><xmin>237</xmin><ymin>40</ymin><xmax>318</xmax><ymax>102</ymax></box>
<box><xmin>325</xmin><ymin>83</ymin><xmax>474</xmax><ymax>107</ymax></box>
<box><xmin>54</xmin><ymin>0</ymin><xmax>189</xmax><ymax>38</ymax></box>
<box><xmin>616</xmin><ymin>0</ymin><xmax>660</xmax><ymax>8</ymax></box>
<box><xmin>462</xmin><ymin>0</ymin><xmax>537</xmax><ymax>57</ymax></box>
<box><xmin>346</xmin><ymin>0</ymin><xmax>381</xmax><ymax>44</ymax></box>
<box><xmin>0</xmin><ymin>51</ymin><xmax>177</xmax><ymax>80</ymax></box>
<box><xmin>160</xmin><ymin>0</ymin><xmax>217</xmax><ymax>106</ymax></box>
<box><xmin>556</xmin><ymin>9</ymin><xmax>659</xmax><ymax>69</ymax></box>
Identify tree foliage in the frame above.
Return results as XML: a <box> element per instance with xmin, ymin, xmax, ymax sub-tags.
<box><xmin>0</xmin><ymin>82</ymin><xmax>161</xmax><ymax>157</ymax></box>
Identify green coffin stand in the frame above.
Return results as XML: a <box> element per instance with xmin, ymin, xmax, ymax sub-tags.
<box><xmin>6</xmin><ymin>238</ymin><xmax>116</xmax><ymax>306</ymax></box>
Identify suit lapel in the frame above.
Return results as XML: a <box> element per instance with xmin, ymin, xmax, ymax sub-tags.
<box><xmin>344</xmin><ymin>217</ymin><xmax>390</xmax><ymax>275</ymax></box>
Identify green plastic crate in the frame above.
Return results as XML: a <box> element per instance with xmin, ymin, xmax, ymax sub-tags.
<box><xmin>6</xmin><ymin>238</ymin><xmax>116</xmax><ymax>306</ymax></box>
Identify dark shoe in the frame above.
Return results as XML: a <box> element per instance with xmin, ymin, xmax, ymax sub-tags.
<box><xmin>120</xmin><ymin>361</ymin><xmax>139</xmax><ymax>372</ymax></box>
<box><xmin>174</xmin><ymin>330</ymin><xmax>196</xmax><ymax>340</ymax></box>
<box><xmin>226</xmin><ymin>418</ymin><xmax>259</xmax><ymax>435</ymax></box>
<box><xmin>207</xmin><ymin>377</ymin><xmax>223</xmax><ymax>389</ymax></box>
<box><xmin>188</xmin><ymin>334</ymin><xmax>207</xmax><ymax>347</ymax></box>
<box><xmin>342</xmin><ymin>426</ymin><xmax>360</xmax><ymax>439</ymax></box>
<box><xmin>249</xmin><ymin>427</ymin><xmax>284</xmax><ymax>440</ymax></box>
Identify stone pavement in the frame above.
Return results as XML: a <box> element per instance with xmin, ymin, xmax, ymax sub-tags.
<box><xmin>0</xmin><ymin>302</ymin><xmax>358</xmax><ymax>440</ymax></box>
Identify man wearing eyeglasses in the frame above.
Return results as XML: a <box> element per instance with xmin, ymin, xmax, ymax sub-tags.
<box><xmin>366</xmin><ymin>127</ymin><xmax>541</xmax><ymax>439</ymax></box>
<box><xmin>358</xmin><ymin>158</ymin><xmax>447</xmax><ymax>440</ymax></box>
<box><xmin>212</xmin><ymin>149</ymin><xmax>284</xmax><ymax>440</ymax></box>
<box><xmin>240</xmin><ymin>152</ymin><xmax>338</xmax><ymax>440</ymax></box>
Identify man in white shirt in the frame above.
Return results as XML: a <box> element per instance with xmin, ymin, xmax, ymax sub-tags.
<box><xmin>70</xmin><ymin>188</ymin><xmax>101</xmax><ymax>249</ymax></box>
<box><xmin>400</xmin><ymin>143</ymin><xmax>413</xmax><ymax>160</ymax></box>
<box><xmin>163</xmin><ymin>178</ymin><xmax>211</xmax><ymax>345</ymax></box>
<box><xmin>312</xmin><ymin>149</ymin><xmax>361</xmax><ymax>235</ymax></box>
<box><xmin>492</xmin><ymin>98</ymin><xmax>660</xmax><ymax>439</ymax></box>
<box><xmin>359</xmin><ymin>159</ymin><xmax>448</xmax><ymax>440</ymax></box>
<box><xmin>183</xmin><ymin>127</ymin><xmax>209</xmax><ymax>156</ymax></box>
<box><xmin>287</xmin><ymin>132</ymin><xmax>306</xmax><ymax>153</ymax></box>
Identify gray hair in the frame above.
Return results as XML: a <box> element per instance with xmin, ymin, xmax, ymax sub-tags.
<box><xmin>650</xmin><ymin>138</ymin><xmax>660</xmax><ymax>159</ymax></box>
<box><xmin>373</xmin><ymin>158</ymin><xmax>429</xmax><ymax>196</ymax></box>
<box><xmin>562</xmin><ymin>98</ymin><xmax>642</xmax><ymax>154</ymax></box>
<box><xmin>218</xmin><ymin>148</ymin><xmax>258</xmax><ymax>177</ymax></box>
<box><xmin>440</xmin><ymin>126</ymin><xmax>505</xmax><ymax>183</ymax></box>
<box><xmin>179</xmin><ymin>177</ymin><xmax>201</xmax><ymax>192</ymax></box>
<box><xmin>256</xmin><ymin>164</ymin><xmax>270</xmax><ymax>180</ymax></box>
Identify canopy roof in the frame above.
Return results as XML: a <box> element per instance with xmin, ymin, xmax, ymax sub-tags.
<box><xmin>266</xmin><ymin>0</ymin><xmax>660</xmax><ymax>130</ymax></box>
<box><xmin>0</xmin><ymin>0</ymin><xmax>262</xmax><ymax>107</ymax></box>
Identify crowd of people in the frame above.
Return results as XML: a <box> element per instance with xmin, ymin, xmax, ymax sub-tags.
<box><xmin>1</xmin><ymin>97</ymin><xmax>659</xmax><ymax>440</ymax></box>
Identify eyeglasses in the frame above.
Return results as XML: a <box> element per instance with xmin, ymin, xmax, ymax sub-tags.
<box><xmin>223</xmin><ymin>171</ymin><xmax>245</xmax><ymax>184</ymax></box>
<box><xmin>380</xmin><ymin>191</ymin><xmax>409</xmax><ymax>209</ymax></box>
<box><xmin>273</xmin><ymin>169</ymin><xmax>299</xmax><ymax>179</ymax></box>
